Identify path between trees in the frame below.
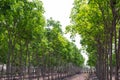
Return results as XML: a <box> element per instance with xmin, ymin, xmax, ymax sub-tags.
<box><xmin>64</xmin><ymin>73</ymin><xmax>115</xmax><ymax>80</ymax></box>
<box><xmin>64</xmin><ymin>73</ymin><xmax>89</xmax><ymax>80</ymax></box>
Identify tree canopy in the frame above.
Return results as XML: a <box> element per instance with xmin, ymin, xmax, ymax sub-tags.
<box><xmin>0</xmin><ymin>0</ymin><xmax>84</xmax><ymax>69</ymax></box>
<box><xmin>67</xmin><ymin>0</ymin><xmax>120</xmax><ymax>79</ymax></box>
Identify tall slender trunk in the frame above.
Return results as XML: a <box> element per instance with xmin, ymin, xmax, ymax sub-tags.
<box><xmin>7</xmin><ymin>30</ymin><xmax>12</xmax><ymax>79</ymax></box>
<box><xmin>96</xmin><ymin>38</ymin><xmax>103</xmax><ymax>80</ymax></box>
<box><xmin>26</xmin><ymin>41</ymin><xmax>32</xmax><ymax>80</ymax></box>
<box><xmin>116</xmin><ymin>29</ymin><xmax>120</xmax><ymax>80</ymax></box>
<box><xmin>35</xmin><ymin>48</ymin><xmax>40</xmax><ymax>80</ymax></box>
<box><xmin>109</xmin><ymin>33</ymin><xmax>113</xmax><ymax>80</ymax></box>
<box><xmin>10</xmin><ymin>33</ymin><xmax>16</xmax><ymax>79</ymax></box>
<box><xmin>41</xmin><ymin>48</ymin><xmax>45</xmax><ymax>80</ymax></box>
<box><xmin>19</xmin><ymin>40</ymin><xmax>23</xmax><ymax>79</ymax></box>
<box><xmin>25</xmin><ymin>40</ymin><xmax>29</xmax><ymax>79</ymax></box>
<box><xmin>106</xmin><ymin>44</ymin><xmax>109</xmax><ymax>80</ymax></box>
<box><xmin>110</xmin><ymin>0</ymin><xmax>117</xmax><ymax>79</ymax></box>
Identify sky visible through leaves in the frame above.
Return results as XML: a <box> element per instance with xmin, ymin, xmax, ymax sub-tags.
<box><xmin>41</xmin><ymin>0</ymin><xmax>88</xmax><ymax>64</ymax></box>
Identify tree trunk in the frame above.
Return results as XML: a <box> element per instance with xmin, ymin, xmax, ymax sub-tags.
<box><xmin>7</xmin><ymin>30</ymin><xmax>12</xmax><ymax>80</ymax></box>
<box><xmin>109</xmin><ymin>33</ymin><xmax>113</xmax><ymax>80</ymax></box>
<box><xmin>116</xmin><ymin>29</ymin><xmax>120</xmax><ymax>80</ymax></box>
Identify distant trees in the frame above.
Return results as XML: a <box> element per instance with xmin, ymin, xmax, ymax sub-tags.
<box><xmin>46</xmin><ymin>17</ymin><xmax>84</xmax><ymax>67</ymax></box>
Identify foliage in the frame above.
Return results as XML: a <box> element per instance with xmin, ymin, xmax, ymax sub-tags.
<box><xmin>68</xmin><ymin>0</ymin><xmax>120</xmax><ymax>79</ymax></box>
<box><xmin>46</xmin><ymin>18</ymin><xmax>84</xmax><ymax>66</ymax></box>
<box><xmin>0</xmin><ymin>0</ymin><xmax>84</xmax><ymax>68</ymax></box>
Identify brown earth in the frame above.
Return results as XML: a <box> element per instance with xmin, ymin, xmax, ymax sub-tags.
<box><xmin>64</xmin><ymin>73</ymin><xmax>89</xmax><ymax>80</ymax></box>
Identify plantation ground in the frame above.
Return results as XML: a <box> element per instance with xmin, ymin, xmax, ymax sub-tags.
<box><xmin>64</xmin><ymin>73</ymin><xmax>89</xmax><ymax>80</ymax></box>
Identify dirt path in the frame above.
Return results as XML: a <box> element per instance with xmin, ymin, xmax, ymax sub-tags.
<box><xmin>64</xmin><ymin>73</ymin><xmax>89</xmax><ymax>80</ymax></box>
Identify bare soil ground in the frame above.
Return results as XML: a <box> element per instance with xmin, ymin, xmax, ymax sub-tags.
<box><xmin>64</xmin><ymin>73</ymin><xmax>89</xmax><ymax>80</ymax></box>
<box><xmin>64</xmin><ymin>73</ymin><xmax>116</xmax><ymax>80</ymax></box>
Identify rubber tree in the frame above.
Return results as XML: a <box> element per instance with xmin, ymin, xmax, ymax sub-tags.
<box><xmin>67</xmin><ymin>0</ymin><xmax>120</xmax><ymax>80</ymax></box>
<box><xmin>0</xmin><ymin>0</ymin><xmax>45</xmax><ymax>79</ymax></box>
